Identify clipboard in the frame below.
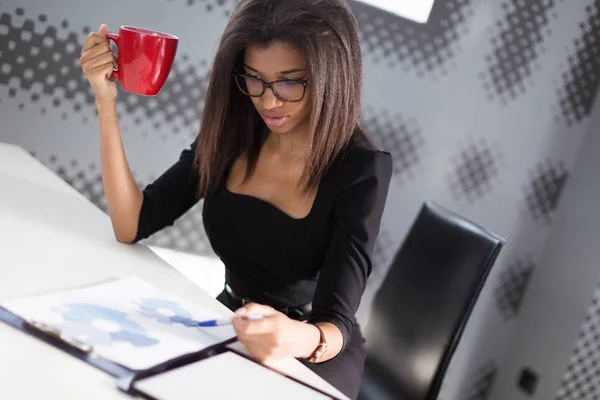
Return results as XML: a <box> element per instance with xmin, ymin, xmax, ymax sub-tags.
<box><xmin>0</xmin><ymin>306</ymin><xmax>237</xmax><ymax>390</ymax></box>
<box><xmin>0</xmin><ymin>302</ymin><xmax>343</xmax><ymax>400</ymax></box>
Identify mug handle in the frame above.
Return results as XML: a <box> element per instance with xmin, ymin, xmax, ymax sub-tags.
<box><xmin>106</xmin><ymin>33</ymin><xmax>120</xmax><ymax>81</ymax></box>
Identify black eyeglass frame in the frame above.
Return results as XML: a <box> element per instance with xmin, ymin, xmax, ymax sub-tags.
<box><xmin>234</xmin><ymin>73</ymin><xmax>309</xmax><ymax>102</ymax></box>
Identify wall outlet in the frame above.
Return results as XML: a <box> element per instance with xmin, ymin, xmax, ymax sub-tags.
<box><xmin>517</xmin><ymin>367</ymin><xmax>539</xmax><ymax>396</ymax></box>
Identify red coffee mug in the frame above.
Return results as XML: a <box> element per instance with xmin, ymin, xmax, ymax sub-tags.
<box><xmin>107</xmin><ymin>26</ymin><xmax>179</xmax><ymax>96</ymax></box>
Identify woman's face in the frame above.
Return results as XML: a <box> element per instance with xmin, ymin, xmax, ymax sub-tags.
<box><xmin>242</xmin><ymin>41</ymin><xmax>311</xmax><ymax>135</ymax></box>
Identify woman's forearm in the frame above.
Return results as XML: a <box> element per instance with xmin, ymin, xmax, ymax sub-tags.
<box><xmin>97</xmin><ymin>99</ymin><xmax>143</xmax><ymax>243</ymax></box>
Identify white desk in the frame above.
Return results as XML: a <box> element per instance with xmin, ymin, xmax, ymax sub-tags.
<box><xmin>0</xmin><ymin>143</ymin><xmax>347</xmax><ymax>400</ymax></box>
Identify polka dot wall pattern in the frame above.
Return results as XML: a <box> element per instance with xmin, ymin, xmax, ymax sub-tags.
<box><xmin>555</xmin><ymin>286</ymin><xmax>600</xmax><ymax>400</ymax></box>
<box><xmin>461</xmin><ymin>361</ymin><xmax>498</xmax><ymax>400</ymax></box>
<box><xmin>176</xmin><ymin>0</ymin><xmax>236</xmax><ymax>16</ymax></box>
<box><xmin>523</xmin><ymin>159</ymin><xmax>569</xmax><ymax>224</ymax></box>
<box><xmin>554</xmin><ymin>0</ymin><xmax>600</xmax><ymax>126</ymax></box>
<box><xmin>40</xmin><ymin>153</ymin><xmax>108</xmax><ymax>212</ymax></box>
<box><xmin>448</xmin><ymin>138</ymin><xmax>504</xmax><ymax>204</ymax></box>
<box><xmin>0</xmin><ymin>11</ymin><xmax>93</xmax><ymax>114</ymax></box>
<box><xmin>361</xmin><ymin>107</ymin><xmax>426</xmax><ymax>183</ymax></box>
<box><xmin>481</xmin><ymin>0</ymin><xmax>559</xmax><ymax>103</ymax></box>
<box><xmin>0</xmin><ymin>6</ymin><xmax>214</xmax><ymax>133</ymax></box>
<box><xmin>494</xmin><ymin>254</ymin><xmax>536</xmax><ymax>321</ymax></box>
<box><xmin>349</xmin><ymin>0</ymin><xmax>474</xmax><ymax>75</ymax></box>
<box><xmin>119</xmin><ymin>56</ymin><xmax>210</xmax><ymax>142</ymax></box>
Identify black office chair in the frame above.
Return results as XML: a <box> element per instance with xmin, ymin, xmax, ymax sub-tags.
<box><xmin>359</xmin><ymin>201</ymin><xmax>506</xmax><ymax>400</ymax></box>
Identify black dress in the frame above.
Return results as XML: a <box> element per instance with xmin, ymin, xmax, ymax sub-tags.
<box><xmin>133</xmin><ymin>136</ymin><xmax>393</xmax><ymax>399</ymax></box>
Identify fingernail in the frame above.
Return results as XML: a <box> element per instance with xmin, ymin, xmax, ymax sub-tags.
<box><xmin>235</xmin><ymin>307</ymin><xmax>247</xmax><ymax>316</ymax></box>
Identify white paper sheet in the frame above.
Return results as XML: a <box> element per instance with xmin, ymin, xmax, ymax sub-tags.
<box><xmin>1</xmin><ymin>277</ymin><xmax>236</xmax><ymax>370</ymax></box>
<box><xmin>134</xmin><ymin>351</ymin><xmax>333</xmax><ymax>400</ymax></box>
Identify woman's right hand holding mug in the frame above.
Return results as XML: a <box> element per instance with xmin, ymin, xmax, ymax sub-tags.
<box><xmin>79</xmin><ymin>24</ymin><xmax>117</xmax><ymax>104</ymax></box>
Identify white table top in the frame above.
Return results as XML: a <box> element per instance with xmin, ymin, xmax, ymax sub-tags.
<box><xmin>0</xmin><ymin>143</ymin><xmax>347</xmax><ymax>400</ymax></box>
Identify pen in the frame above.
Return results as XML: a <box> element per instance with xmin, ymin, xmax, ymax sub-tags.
<box><xmin>196</xmin><ymin>313</ymin><xmax>266</xmax><ymax>327</ymax></box>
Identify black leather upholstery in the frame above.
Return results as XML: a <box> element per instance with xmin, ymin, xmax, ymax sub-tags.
<box><xmin>359</xmin><ymin>201</ymin><xmax>506</xmax><ymax>400</ymax></box>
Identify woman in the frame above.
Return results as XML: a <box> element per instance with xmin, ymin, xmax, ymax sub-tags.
<box><xmin>79</xmin><ymin>0</ymin><xmax>392</xmax><ymax>398</ymax></box>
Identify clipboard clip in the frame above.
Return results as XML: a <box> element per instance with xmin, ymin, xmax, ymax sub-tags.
<box><xmin>22</xmin><ymin>319</ymin><xmax>95</xmax><ymax>355</ymax></box>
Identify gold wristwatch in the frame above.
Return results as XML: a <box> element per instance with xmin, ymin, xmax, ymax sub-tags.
<box><xmin>307</xmin><ymin>324</ymin><xmax>328</xmax><ymax>363</ymax></box>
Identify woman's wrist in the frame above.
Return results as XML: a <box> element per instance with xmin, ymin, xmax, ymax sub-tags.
<box><xmin>96</xmin><ymin>98</ymin><xmax>117</xmax><ymax>110</ymax></box>
<box><xmin>290</xmin><ymin>320</ymin><xmax>321</xmax><ymax>359</ymax></box>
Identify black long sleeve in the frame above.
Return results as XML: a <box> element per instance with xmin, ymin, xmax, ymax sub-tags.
<box><xmin>307</xmin><ymin>150</ymin><xmax>392</xmax><ymax>351</ymax></box>
<box><xmin>133</xmin><ymin>138</ymin><xmax>200</xmax><ymax>243</ymax></box>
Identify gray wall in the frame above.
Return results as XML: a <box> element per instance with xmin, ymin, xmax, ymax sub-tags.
<box><xmin>1</xmin><ymin>0</ymin><xmax>600</xmax><ymax>399</ymax></box>
<box><xmin>491</xmin><ymin>79</ymin><xmax>600</xmax><ymax>400</ymax></box>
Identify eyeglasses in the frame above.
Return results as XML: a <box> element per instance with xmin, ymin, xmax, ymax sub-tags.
<box><xmin>234</xmin><ymin>74</ymin><xmax>308</xmax><ymax>102</ymax></box>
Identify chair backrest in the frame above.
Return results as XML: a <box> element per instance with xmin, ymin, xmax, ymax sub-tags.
<box><xmin>363</xmin><ymin>201</ymin><xmax>506</xmax><ymax>400</ymax></box>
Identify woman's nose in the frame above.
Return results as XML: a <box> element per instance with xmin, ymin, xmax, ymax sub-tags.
<box><xmin>260</xmin><ymin>86</ymin><xmax>284</xmax><ymax>110</ymax></box>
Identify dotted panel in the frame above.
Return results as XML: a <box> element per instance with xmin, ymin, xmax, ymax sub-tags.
<box><xmin>554</xmin><ymin>0</ymin><xmax>600</xmax><ymax>126</ymax></box>
<box><xmin>449</xmin><ymin>138</ymin><xmax>503</xmax><ymax>203</ymax></box>
<box><xmin>362</xmin><ymin>107</ymin><xmax>425</xmax><ymax>182</ymax></box>
<box><xmin>495</xmin><ymin>254</ymin><xmax>536</xmax><ymax>320</ymax></box>
<box><xmin>462</xmin><ymin>361</ymin><xmax>498</xmax><ymax>400</ymax></box>
<box><xmin>556</xmin><ymin>285</ymin><xmax>600</xmax><ymax>400</ymax></box>
<box><xmin>0</xmin><ymin>8</ymin><xmax>209</xmax><ymax>138</ymax></box>
<box><xmin>481</xmin><ymin>0</ymin><xmax>558</xmax><ymax>103</ymax></box>
<box><xmin>350</xmin><ymin>0</ymin><xmax>474</xmax><ymax>75</ymax></box>
<box><xmin>523</xmin><ymin>159</ymin><xmax>568</xmax><ymax>224</ymax></box>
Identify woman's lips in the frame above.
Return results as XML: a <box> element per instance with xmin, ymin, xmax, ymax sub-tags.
<box><xmin>262</xmin><ymin>114</ymin><xmax>289</xmax><ymax>127</ymax></box>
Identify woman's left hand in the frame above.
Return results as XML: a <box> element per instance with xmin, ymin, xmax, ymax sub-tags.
<box><xmin>232</xmin><ymin>303</ymin><xmax>304</xmax><ymax>362</ymax></box>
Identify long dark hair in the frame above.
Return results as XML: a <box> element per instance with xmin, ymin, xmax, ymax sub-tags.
<box><xmin>195</xmin><ymin>0</ymin><xmax>368</xmax><ymax>198</ymax></box>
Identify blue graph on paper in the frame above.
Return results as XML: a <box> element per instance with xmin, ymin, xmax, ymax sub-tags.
<box><xmin>55</xmin><ymin>303</ymin><xmax>159</xmax><ymax>347</ymax></box>
<box><xmin>135</xmin><ymin>298</ymin><xmax>200</xmax><ymax>327</ymax></box>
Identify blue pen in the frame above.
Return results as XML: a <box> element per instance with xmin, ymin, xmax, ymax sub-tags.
<box><xmin>196</xmin><ymin>313</ymin><xmax>266</xmax><ymax>327</ymax></box>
